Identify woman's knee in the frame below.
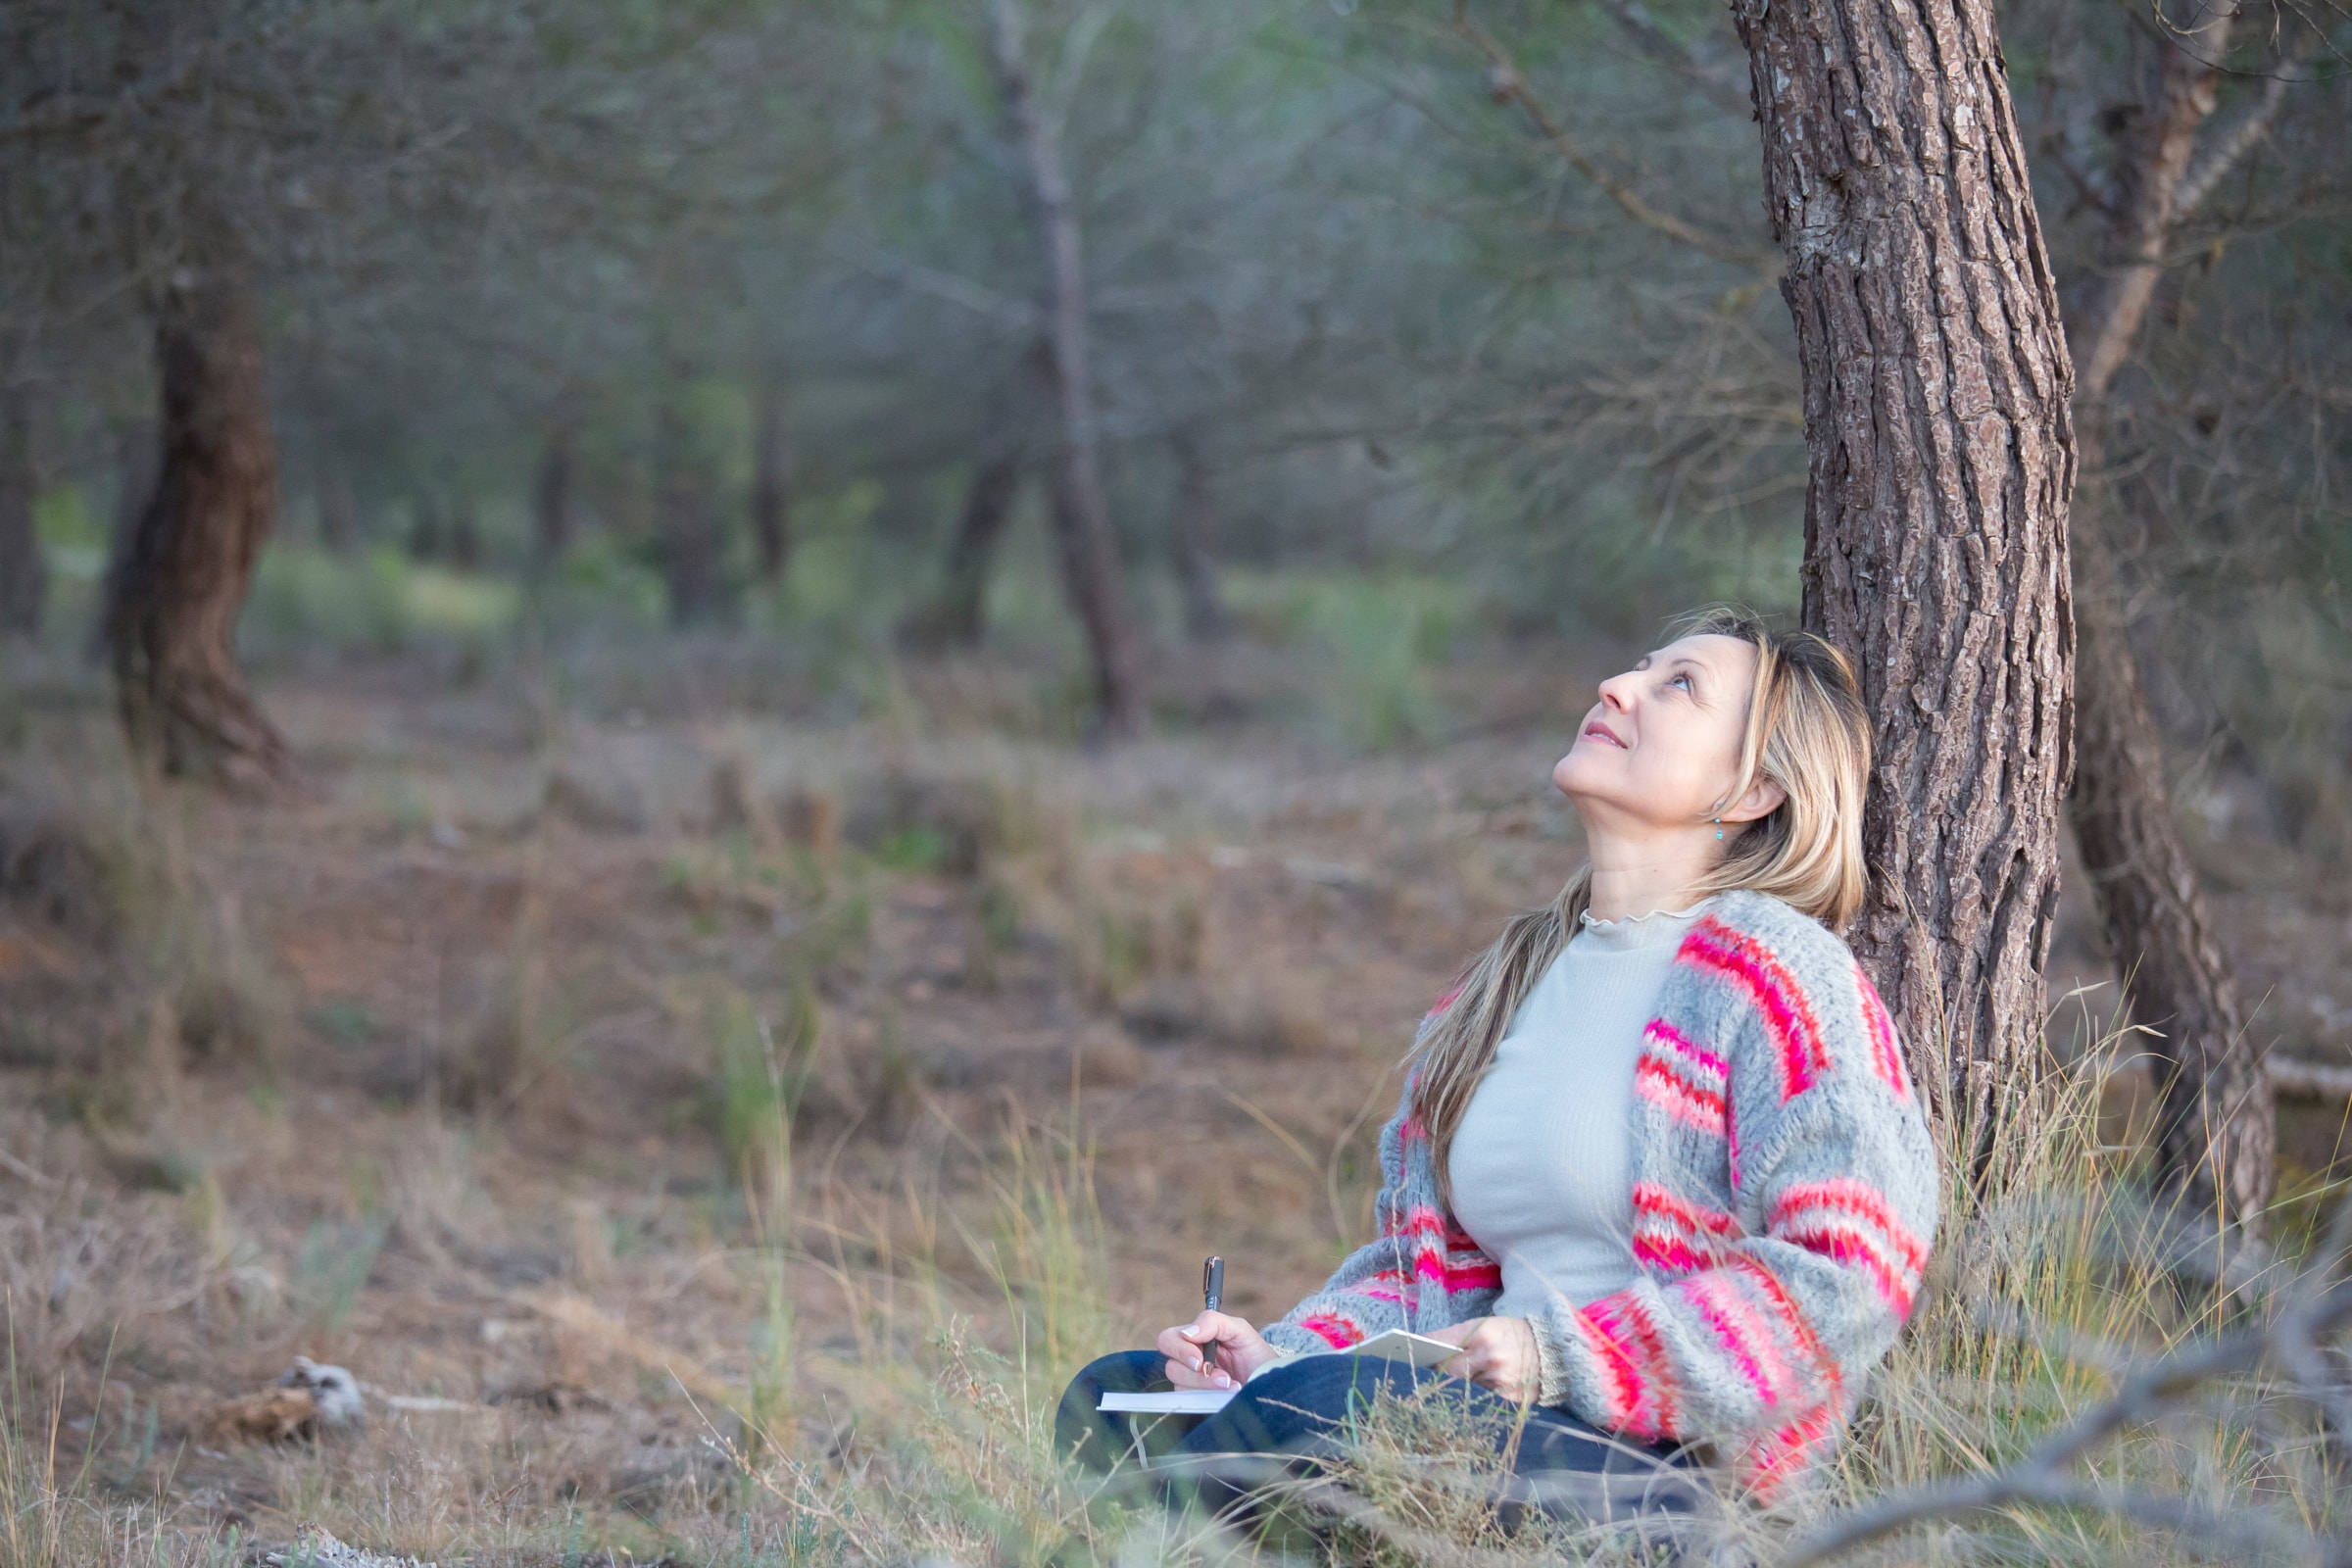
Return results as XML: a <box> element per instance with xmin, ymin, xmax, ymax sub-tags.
<box><xmin>1068</xmin><ymin>1349</ymin><xmax>1169</xmax><ymax>1396</ymax></box>
<box><xmin>1055</xmin><ymin>1350</ymin><xmax>1191</xmax><ymax>1476</ymax></box>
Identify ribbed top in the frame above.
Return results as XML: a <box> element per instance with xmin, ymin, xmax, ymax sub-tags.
<box><xmin>1447</xmin><ymin>901</ymin><xmax>1712</xmax><ymax>1312</ymax></box>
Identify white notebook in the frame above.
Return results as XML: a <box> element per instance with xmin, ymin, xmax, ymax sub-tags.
<box><xmin>1100</xmin><ymin>1389</ymin><xmax>1237</xmax><ymax>1414</ymax></box>
<box><xmin>1098</xmin><ymin>1330</ymin><xmax>1461</xmax><ymax>1415</ymax></box>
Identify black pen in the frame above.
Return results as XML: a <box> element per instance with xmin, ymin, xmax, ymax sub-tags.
<box><xmin>1200</xmin><ymin>1255</ymin><xmax>1225</xmax><ymax>1376</ymax></box>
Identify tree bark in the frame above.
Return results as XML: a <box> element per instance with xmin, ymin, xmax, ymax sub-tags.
<box><xmin>2063</xmin><ymin>13</ymin><xmax>2274</xmax><ymax>1254</ymax></box>
<box><xmin>102</xmin><ymin>270</ymin><xmax>291</xmax><ymax>787</ymax></box>
<box><xmin>1170</xmin><ymin>432</ymin><xmax>1232</xmax><ymax>644</ymax></box>
<box><xmin>532</xmin><ymin>421</ymin><xmax>573</xmax><ymax>571</ymax></box>
<box><xmin>904</xmin><ymin>451</ymin><xmax>1022</xmax><ymax>651</ymax></box>
<box><xmin>750</xmin><ymin>369</ymin><xmax>792</xmax><ymax>585</ymax></box>
<box><xmin>1732</xmin><ymin>0</ymin><xmax>2078</xmax><ymax>1164</ymax></box>
<box><xmin>986</xmin><ymin>0</ymin><xmax>1147</xmax><ymax>738</ymax></box>
<box><xmin>0</xmin><ymin>386</ymin><xmax>41</xmax><ymax>638</ymax></box>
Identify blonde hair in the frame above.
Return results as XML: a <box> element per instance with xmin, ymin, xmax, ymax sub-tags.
<box><xmin>1411</xmin><ymin>609</ymin><xmax>1872</xmax><ymax>1200</ymax></box>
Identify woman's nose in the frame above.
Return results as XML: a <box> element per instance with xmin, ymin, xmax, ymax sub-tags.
<box><xmin>1595</xmin><ymin>671</ymin><xmax>1638</xmax><ymax>710</ymax></box>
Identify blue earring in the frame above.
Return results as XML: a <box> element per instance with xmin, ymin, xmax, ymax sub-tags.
<box><xmin>1714</xmin><ymin>817</ymin><xmax>1724</xmax><ymax>841</ymax></box>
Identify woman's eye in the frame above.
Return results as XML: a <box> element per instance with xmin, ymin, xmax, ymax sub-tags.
<box><xmin>1670</xmin><ymin>672</ymin><xmax>1693</xmax><ymax>693</ymax></box>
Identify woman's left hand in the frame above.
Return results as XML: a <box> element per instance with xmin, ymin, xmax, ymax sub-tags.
<box><xmin>1429</xmin><ymin>1316</ymin><xmax>1542</xmax><ymax>1404</ymax></box>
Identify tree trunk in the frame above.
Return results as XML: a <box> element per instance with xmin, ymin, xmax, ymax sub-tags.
<box><xmin>102</xmin><ymin>271</ymin><xmax>290</xmax><ymax>787</ymax></box>
<box><xmin>0</xmin><ymin>387</ymin><xmax>41</xmax><ymax>638</ymax></box>
<box><xmin>90</xmin><ymin>420</ymin><xmax>156</xmax><ymax>664</ymax></box>
<box><xmin>986</xmin><ymin>0</ymin><xmax>1147</xmax><ymax>739</ymax></box>
<box><xmin>1731</xmin><ymin>0</ymin><xmax>2078</xmax><ymax>1164</ymax></box>
<box><xmin>2063</xmin><ymin>14</ymin><xmax>2274</xmax><ymax>1259</ymax></box>
<box><xmin>2073</xmin><ymin>517</ymin><xmax>2272</xmax><ymax>1254</ymax></box>
<box><xmin>532</xmin><ymin>422</ymin><xmax>573</xmax><ymax>571</ymax></box>
<box><xmin>905</xmin><ymin>452</ymin><xmax>1022</xmax><ymax>650</ymax></box>
<box><xmin>1170</xmin><ymin>433</ymin><xmax>1231</xmax><ymax>643</ymax></box>
<box><xmin>751</xmin><ymin>370</ymin><xmax>792</xmax><ymax>585</ymax></box>
<box><xmin>655</xmin><ymin>388</ymin><xmax>723</xmax><ymax>628</ymax></box>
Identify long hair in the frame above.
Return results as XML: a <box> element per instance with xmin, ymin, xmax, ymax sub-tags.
<box><xmin>1411</xmin><ymin>608</ymin><xmax>1872</xmax><ymax>1202</ymax></box>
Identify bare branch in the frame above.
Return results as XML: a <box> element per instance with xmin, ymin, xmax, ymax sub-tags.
<box><xmin>828</xmin><ymin>236</ymin><xmax>1042</xmax><ymax>331</ymax></box>
<box><xmin>1596</xmin><ymin>0</ymin><xmax>1754</xmax><ymax>119</ymax></box>
<box><xmin>2270</xmin><ymin>1055</ymin><xmax>2352</xmax><ymax>1101</ymax></box>
<box><xmin>1781</xmin><ymin>1206</ymin><xmax>2352</xmax><ymax>1568</ymax></box>
<box><xmin>2174</xmin><ymin>65</ymin><xmax>2303</xmax><ymax>220</ymax></box>
<box><xmin>1450</xmin><ymin>2</ymin><xmax>1781</xmax><ymax>276</ymax></box>
<box><xmin>2072</xmin><ymin>19</ymin><xmax>2233</xmax><ymax>399</ymax></box>
<box><xmin>0</xmin><ymin>3</ymin><xmax>304</xmax><ymax>147</ymax></box>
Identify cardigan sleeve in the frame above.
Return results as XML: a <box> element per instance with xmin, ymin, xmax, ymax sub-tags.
<box><xmin>1262</xmin><ymin>1081</ymin><xmax>1502</xmax><ymax>1355</ymax></box>
<box><xmin>1523</xmin><ymin>931</ymin><xmax>1938</xmax><ymax>1483</ymax></box>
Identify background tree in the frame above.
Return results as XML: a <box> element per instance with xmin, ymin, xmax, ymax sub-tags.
<box><xmin>103</xmin><ymin>264</ymin><xmax>289</xmax><ymax>784</ymax></box>
<box><xmin>0</xmin><ymin>380</ymin><xmax>38</xmax><ymax>638</ymax></box>
<box><xmin>750</xmin><ymin>364</ymin><xmax>794</xmax><ymax>587</ymax></box>
<box><xmin>985</xmin><ymin>0</ymin><xmax>1148</xmax><ymax>738</ymax></box>
<box><xmin>1434</xmin><ymin>0</ymin><xmax>2342</xmax><ymax>1185</ymax></box>
<box><xmin>2054</xmin><ymin>3</ymin><xmax>2321</xmax><ymax>1270</ymax></box>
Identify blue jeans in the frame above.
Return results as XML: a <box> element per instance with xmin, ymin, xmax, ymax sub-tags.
<box><xmin>1055</xmin><ymin>1349</ymin><xmax>1706</xmax><ymax>1524</ymax></box>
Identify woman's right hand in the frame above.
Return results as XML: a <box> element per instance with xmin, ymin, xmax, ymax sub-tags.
<box><xmin>1156</xmin><ymin>1311</ymin><xmax>1278</xmax><ymax>1390</ymax></box>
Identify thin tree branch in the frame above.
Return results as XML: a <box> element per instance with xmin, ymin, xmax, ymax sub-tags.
<box><xmin>828</xmin><ymin>237</ymin><xmax>1042</xmax><ymax>331</ymax></box>
<box><xmin>1596</xmin><ymin>0</ymin><xmax>1754</xmax><ymax>119</ymax></box>
<box><xmin>1450</xmin><ymin>2</ymin><xmax>1781</xmax><ymax>276</ymax></box>
<box><xmin>1781</xmin><ymin>1200</ymin><xmax>2352</xmax><ymax>1567</ymax></box>
<box><xmin>0</xmin><ymin>3</ymin><xmax>307</xmax><ymax>146</ymax></box>
<box><xmin>2269</xmin><ymin>1055</ymin><xmax>2352</xmax><ymax>1101</ymax></box>
<box><xmin>2174</xmin><ymin>64</ymin><xmax>2303</xmax><ymax>220</ymax></box>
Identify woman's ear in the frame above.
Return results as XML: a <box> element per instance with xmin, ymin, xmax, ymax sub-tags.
<box><xmin>1722</xmin><ymin>777</ymin><xmax>1787</xmax><ymax>826</ymax></box>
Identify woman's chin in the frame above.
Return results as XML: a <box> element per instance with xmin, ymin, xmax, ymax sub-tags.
<box><xmin>1551</xmin><ymin>753</ymin><xmax>1603</xmax><ymax>797</ymax></box>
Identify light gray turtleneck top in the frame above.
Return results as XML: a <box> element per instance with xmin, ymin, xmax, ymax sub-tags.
<box><xmin>1447</xmin><ymin>900</ymin><xmax>1712</xmax><ymax>1314</ymax></box>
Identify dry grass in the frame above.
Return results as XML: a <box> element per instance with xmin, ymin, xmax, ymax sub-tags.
<box><xmin>3</xmin><ymin>646</ymin><xmax>2351</xmax><ymax>1567</ymax></box>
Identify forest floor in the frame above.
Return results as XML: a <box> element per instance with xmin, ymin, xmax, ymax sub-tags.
<box><xmin>2</xmin><ymin>634</ymin><xmax>2350</xmax><ymax>1563</ymax></box>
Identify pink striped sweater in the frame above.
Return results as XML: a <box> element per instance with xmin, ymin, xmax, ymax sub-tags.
<box><xmin>1260</xmin><ymin>890</ymin><xmax>1939</xmax><ymax>1492</ymax></box>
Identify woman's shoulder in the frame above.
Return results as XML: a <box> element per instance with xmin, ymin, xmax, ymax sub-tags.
<box><xmin>1676</xmin><ymin>890</ymin><xmax>1914</xmax><ymax>1097</ymax></box>
<box><xmin>1690</xmin><ymin>888</ymin><xmax>1856</xmax><ymax>970</ymax></box>
<box><xmin>1678</xmin><ymin>890</ymin><xmax>1882</xmax><ymax>1025</ymax></box>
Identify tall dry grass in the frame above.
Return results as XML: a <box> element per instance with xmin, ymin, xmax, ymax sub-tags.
<box><xmin>2</xmin><ymin>724</ymin><xmax>2344</xmax><ymax>1565</ymax></box>
<box><xmin>6</xmin><ymin>1028</ymin><xmax>2351</xmax><ymax>1566</ymax></box>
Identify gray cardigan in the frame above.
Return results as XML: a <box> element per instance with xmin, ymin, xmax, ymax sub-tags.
<box><xmin>1261</xmin><ymin>890</ymin><xmax>1940</xmax><ymax>1492</ymax></box>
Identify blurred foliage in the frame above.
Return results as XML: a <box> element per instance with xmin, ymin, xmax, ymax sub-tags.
<box><xmin>0</xmin><ymin>0</ymin><xmax>2343</xmax><ymax>821</ymax></box>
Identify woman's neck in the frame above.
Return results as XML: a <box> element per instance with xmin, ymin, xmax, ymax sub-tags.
<box><xmin>1583</xmin><ymin>826</ymin><xmax>1721</xmax><ymax>923</ymax></box>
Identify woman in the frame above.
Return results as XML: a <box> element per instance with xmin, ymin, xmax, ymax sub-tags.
<box><xmin>1056</xmin><ymin>611</ymin><xmax>1939</xmax><ymax>1517</ymax></box>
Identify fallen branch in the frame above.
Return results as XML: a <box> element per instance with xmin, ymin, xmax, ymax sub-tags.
<box><xmin>1782</xmin><ymin>1199</ymin><xmax>2352</xmax><ymax>1566</ymax></box>
<box><xmin>2268</xmin><ymin>1054</ymin><xmax>2352</xmax><ymax>1101</ymax></box>
<box><xmin>0</xmin><ymin>1145</ymin><xmax>58</xmax><ymax>1188</ymax></box>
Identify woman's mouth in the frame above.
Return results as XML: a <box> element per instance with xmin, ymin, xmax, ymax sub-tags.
<box><xmin>1582</xmin><ymin>720</ymin><xmax>1627</xmax><ymax>749</ymax></box>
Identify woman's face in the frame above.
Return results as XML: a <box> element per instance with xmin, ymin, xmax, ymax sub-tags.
<box><xmin>1551</xmin><ymin>634</ymin><xmax>1765</xmax><ymax>832</ymax></box>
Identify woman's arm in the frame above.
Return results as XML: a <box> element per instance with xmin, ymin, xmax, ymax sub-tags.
<box><xmin>1144</xmin><ymin>1083</ymin><xmax>1434</xmax><ymax>1385</ymax></box>
<box><xmin>1259</xmin><ymin>1080</ymin><xmax>1502</xmax><ymax>1356</ymax></box>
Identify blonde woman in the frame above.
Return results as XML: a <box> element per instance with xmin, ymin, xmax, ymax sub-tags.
<box><xmin>1057</xmin><ymin>610</ymin><xmax>1939</xmax><ymax>1518</ymax></box>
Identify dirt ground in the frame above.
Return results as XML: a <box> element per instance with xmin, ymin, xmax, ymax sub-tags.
<box><xmin>2</xmin><ymin>644</ymin><xmax>2348</xmax><ymax>1550</ymax></box>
